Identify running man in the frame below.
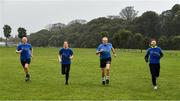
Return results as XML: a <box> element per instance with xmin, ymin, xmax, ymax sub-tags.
<box><xmin>144</xmin><ymin>40</ymin><xmax>164</xmax><ymax>90</ymax></box>
<box><xmin>16</xmin><ymin>37</ymin><xmax>33</xmax><ymax>82</ymax></box>
<box><xmin>96</xmin><ymin>37</ymin><xmax>116</xmax><ymax>85</ymax></box>
<box><xmin>58</xmin><ymin>41</ymin><xmax>73</xmax><ymax>85</ymax></box>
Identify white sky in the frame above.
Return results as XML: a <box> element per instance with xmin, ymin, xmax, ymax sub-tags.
<box><xmin>0</xmin><ymin>0</ymin><xmax>179</xmax><ymax>38</ymax></box>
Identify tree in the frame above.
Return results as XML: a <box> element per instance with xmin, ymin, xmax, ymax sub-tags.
<box><xmin>119</xmin><ymin>6</ymin><xmax>138</xmax><ymax>21</ymax></box>
<box><xmin>171</xmin><ymin>4</ymin><xmax>180</xmax><ymax>15</ymax></box>
<box><xmin>17</xmin><ymin>27</ymin><xmax>27</xmax><ymax>38</ymax></box>
<box><xmin>68</xmin><ymin>19</ymin><xmax>87</xmax><ymax>25</ymax></box>
<box><xmin>3</xmin><ymin>25</ymin><xmax>11</xmax><ymax>47</ymax></box>
<box><xmin>132</xmin><ymin>33</ymin><xmax>144</xmax><ymax>52</ymax></box>
<box><xmin>171</xmin><ymin>11</ymin><xmax>180</xmax><ymax>35</ymax></box>
<box><xmin>29</xmin><ymin>29</ymin><xmax>51</xmax><ymax>47</ymax></box>
<box><xmin>113</xmin><ymin>29</ymin><xmax>132</xmax><ymax>48</ymax></box>
<box><xmin>158</xmin><ymin>36</ymin><xmax>168</xmax><ymax>49</ymax></box>
<box><xmin>99</xmin><ymin>31</ymin><xmax>109</xmax><ymax>37</ymax></box>
<box><xmin>135</xmin><ymin>11</ymin><xmax>160</xmax><ymax>38</ymax></box>
<box><xmin>171</xmin><ymin>35</ymin><xmax>180</xmax><ymax>50</ymax></box>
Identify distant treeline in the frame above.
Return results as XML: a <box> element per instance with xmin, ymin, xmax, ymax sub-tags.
<box><xmin>9</xmin><ymin>4</ymin><xmax>180</xmax><ymax>50</ymax></box>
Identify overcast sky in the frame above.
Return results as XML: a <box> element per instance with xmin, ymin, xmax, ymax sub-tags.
<box><xmin>0</xmin><ymin>0</ymin><xmax>179</xmax><ymax>38</ymax></box>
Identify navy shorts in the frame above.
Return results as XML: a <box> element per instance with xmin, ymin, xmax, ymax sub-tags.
<box><xmin>61</xmin><ymin>64</ymin><xmax>71</xmax><ymax>75</ymax></box>
<box><xmin>21</xmin><ymin>58</ymin><xmax>31</xmax><ymax>68</ymax></box>
<box><xmin>100</xmin><ymin>57</ymin><xmax>111</xmax><ymax>68</ymax></box>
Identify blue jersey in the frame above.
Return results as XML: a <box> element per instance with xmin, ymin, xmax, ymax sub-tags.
<box><xmin>96</xmin><ymin>43</ymin><xmax>113</xmax><ymax>59</ymax></box>
<box><xmin>145</xmin><ymin>46</ymin><xmax>163</xmax><ymax>64</ymax></box>
<box><xmin>59</xmin><ymin>48</ymin><xmax>73</xmax><ymax>64</ymax></box>
<box><xmin>16</xmin><ymin>43</ymin><xmax>32</xmax><ymax>60</ymax></box>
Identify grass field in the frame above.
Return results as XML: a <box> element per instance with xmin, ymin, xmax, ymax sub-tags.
<box><xmin>0</xmin><ymin>47</ymin><xmax>180</xmax><ymax>100</ymax></box>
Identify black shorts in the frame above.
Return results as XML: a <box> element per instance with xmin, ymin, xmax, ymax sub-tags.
<box><xmin>21</xmin><ymin>58</ymin><xmax>31</xmax><ymax>68</ymax></box>
<box><xmin>61</xmin><ymin>64</ymin><xmax>71</xmax><ymax>75</ymax></box>
<box><xmin>149</xmin><ymin>63</ymin><xmax>160</xmax><ymax>77</ymax></box>
<box><xmin>100</xmin><ymin>57</ymin><xmax>111</xmax><ymax>68</ymax></box>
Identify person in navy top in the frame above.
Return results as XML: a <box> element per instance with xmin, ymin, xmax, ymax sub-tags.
<box><xmin>16</xmin><ymin>37</ymin><xmax>33</xmax><ymax>82</ymax></box>
<box><xmin>145</xmin><ymin>39</ymin><xmax>163</xmax><ymax>90</ymax></box>
<box><xmin>96</xmin><ymin>37</ymin><xmax>116</xmax><ymax>85</ymax></box>
<box><xmin>58</xmin><ymin>41</ymin><xmax>73</xmax><ymax>85</ymax></box>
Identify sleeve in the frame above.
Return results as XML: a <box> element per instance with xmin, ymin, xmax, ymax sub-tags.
<box><xmin>159</xmin><ymin>47</ymin><xmax>164</xmax><ymax>58</ymax></box>
<box><xmin>29</xmin><ymin>44</ymin><xmax>32</xmax><ymax>50</ymax></box>
<box><xmin>59</xmin><ymin>49</ymin><xmax>62</xmax><ymax>55</ymax></box>
<box><xmin>109</xmin><ymin>43</ymin><xmax>113</xmax><ymax>49</ymax></box>
<box><xmin>70</xmin><ymin>49</ymin><xmax>73</xmax><ymax>56</ymax></box>
<box><xmin>96</xmin><ymin>45</ymin><xmax>101</xmax><ymax>52</ymax></box>
<box><xmin>144</xmin><ymin>48</ymin><xmax>150</xmax><ymax>63</ymax></box>
<box><xmin>16</xmin><ymin>44</ymin><xmax>21</xmax><ymax>51</ymax></box>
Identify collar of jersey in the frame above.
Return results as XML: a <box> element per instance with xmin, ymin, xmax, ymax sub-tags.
<box><xmin>151</xmin><ymin>45</ymin><xmax>157</xmax><ymax>48</ymax></box>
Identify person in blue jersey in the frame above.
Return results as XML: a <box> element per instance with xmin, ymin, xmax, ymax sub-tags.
<box><xmin>58</xmin><ymin>41</ymin><xmax>73</xmax><ymax>85</ymax></box>
<box><xmin>144</xmin><ymin>40</ymin><xmax>163</xmax><ymax>90</ymax></box>
<box><xmin>96</xmin><ymin>37</ymin><xmax>116</xmax><ymax>85</ymax></box>
<box><xmin>16</xmin><ymin>37</ymin><xmax>33</xmax><ymax>82</ymax></box>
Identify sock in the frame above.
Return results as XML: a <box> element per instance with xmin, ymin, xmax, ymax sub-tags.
<box><xmin>106</xmin><ymin>76</ymin><xmax>109</xmax><ymax>80</ymax></box>
<box><xmin>102</xmin><ymin>77</ymin><xmax>105</xmax><ymax>81</ymax></box>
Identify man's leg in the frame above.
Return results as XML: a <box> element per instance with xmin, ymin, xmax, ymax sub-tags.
<box><xmin>24</xmin><ymin>63</ymin><xmax>30</xmax><ymax>81</ymax></box>
<box><xmin>101</xmin><ymin>68</ymin><xmax>106</xmax><ymax>85</ymax></box>
<box><xmin>106</xmin><ymin>63</ymin><xmax>110</xmax><ymax>84</ymax></box>
<box><xmin>149</xmin><ymin>64</ymin><xmax>157</xmax><ymax>89</ymax></box>
<box><xmin>61</xmin><ymin>64</ymin><xmax>65</xmax><ymax>75</ymax></box>
<box><xmin>155</xmin><ymin>64</ymin><xmax>160</xmax><ymax>78</ymax></box>
<box><xmin>65</xmin><ymin>64</ymin><xmax>70</xmax><ymax>85</ymax></box>
<box><xmin>100</xmin><ymin>59</ymin><xmax>106</xmax><ymax>85</ymax></box>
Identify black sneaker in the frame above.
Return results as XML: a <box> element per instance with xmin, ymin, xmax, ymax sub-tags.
<box><xmin>102</xmin><ymin>81</ymin><xmax>105</xmax><ymax>85</ymax></box>
<box><xmin>25</xmin><ymin>74</ymin><xmax>30</xmax><ymax>82</ymax></box>
<box><xmin>106</xmin><ymin>79</ymin><xmax>109</xmax><ymax>84</ymax></box>
<box><xmin>65</xmin><ymin>81</ymin><xmax>68</xmax><ymax>85</ymax></box>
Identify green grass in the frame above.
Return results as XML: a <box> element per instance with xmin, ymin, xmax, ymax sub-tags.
<box><xmin>0</xmin><ymin>47</ymin><xmax>180</xmax><ymax>100</ymax></box>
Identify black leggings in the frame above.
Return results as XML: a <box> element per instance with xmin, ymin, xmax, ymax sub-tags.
<box><xmin>149</xmin><ymin>63</ymin><xmax>160</xmax><ymax>86</ymax></box>
<box><xmin>61</xmin><ymin>64</ymin><xmax>71</xmax><ymax>82</ymax></box>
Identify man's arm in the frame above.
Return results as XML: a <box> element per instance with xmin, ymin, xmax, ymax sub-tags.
<box><xmin>30</xmin><ymin>48</ymin><xmax>33</xmax><ymax>57</ymax></box>
<box><xmin>70</xmin><ymin>55</ymin><xmax>74</xmax><ymax>59</ymax></box>
<box><xmin>96</xmin><ymin>49</ymin><xmax>103</xmax><ymax>55</ymax></box>
<box><xmin>111</xmin><ymin>47</ymin><xmax>117</xmax><ymax>57</ymax></box>
<box><xmin>58</xmin><ymin>55</ymin><xmax>62</xmax><ymax>62</ymax></box>
<box><xmin>16</xmin><ymin>50</ymin><xmax>22</xmax><ymax>54</ymax></box>
<box><xmin>159</xmin><ymin>48</ymin><xmax>164</xmax><ymax>58</ymax></box>
<box><xmin>16</xmin><ymin>45</ymin><xmax>22</xmax><ymax>54</ymax></box>
<box><xmin>144</xmin><ymin>50</ymin><xmax>150</xmax><ymax>63</ymax></box>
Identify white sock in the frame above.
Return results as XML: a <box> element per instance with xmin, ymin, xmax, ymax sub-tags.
<box><xmin>102</xmin><ymin>77</ymin><xmax>105</xmax><ymax>81</ymax></box>
<box><xmin>106</xmin><ymin>76</ymin><xmax>109</xmax><ymax>80</ymax></box>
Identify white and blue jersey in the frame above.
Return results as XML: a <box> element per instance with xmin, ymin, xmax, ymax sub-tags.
<box><xmin>96</xmin><ymin>43</ymin><xmax>113</xmax><ymax>60</ymax></box>
<box><xmin>16</xmin><ymin>43</ymin><xmax>32</xmax><ymax>60</ymax></box>
<box><xmin>145</xmin><ymin>46</ymin><xmax>163</xmax><ymax>64</ymax></box>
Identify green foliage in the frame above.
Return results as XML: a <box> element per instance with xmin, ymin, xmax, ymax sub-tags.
<box><xmin>3</xmin><ymin>25</ymin><xmax>11</xmax><ymax>47</ymax></box>
<box><xmin>17</xmin><ymin>27</ymin><xmax>27</xmax><ymax>38</ymax></box>
<box><xmin>15</xmin><ymin>4</ymin><xmax>180</xmax><ymax>50</ymax></box>
<box><xmin>171</xmin><ymin>35</ymin><xmax>180</xmax><ymax>50</ymax></box>
<box><xmin>3</xmin><ymin>25</ymin><xmax>11</xmax><ymax>38</ymax></box>
<box><xmin>113</xmin><ymin>29</ymin><xmax>132</xmax><ymax>48</ymax></box>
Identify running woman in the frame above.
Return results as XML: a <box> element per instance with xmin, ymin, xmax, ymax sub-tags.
<box><xmin>144</xmin><ymin>39</ymin><xmax>164</xmax><ymax>90</ymax></box>
<box><xmin>96</xmin><ymin>37</ymin><xmax>116</xmax><ymax>85</ymax></box>
<box><xmin>58</xmin><ymin>41</ymin><xmax>73</xmax><ymax>85</ymax></box>
<box><xmin>16</xmin><ymin>37</ymin><xmax>33</xmax><ymax>82</ymax></box>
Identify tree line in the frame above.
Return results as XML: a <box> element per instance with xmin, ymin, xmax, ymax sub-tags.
<box><xmin>2</xmin><ymin>4</ymin><xmax>180</xmax><ymax>50</ymax></box>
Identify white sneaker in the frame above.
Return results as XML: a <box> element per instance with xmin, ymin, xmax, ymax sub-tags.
<box><xmin>154</xmin><ymin>86</ymin><xmax>158</xmax><ymax>90</ymax></box>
